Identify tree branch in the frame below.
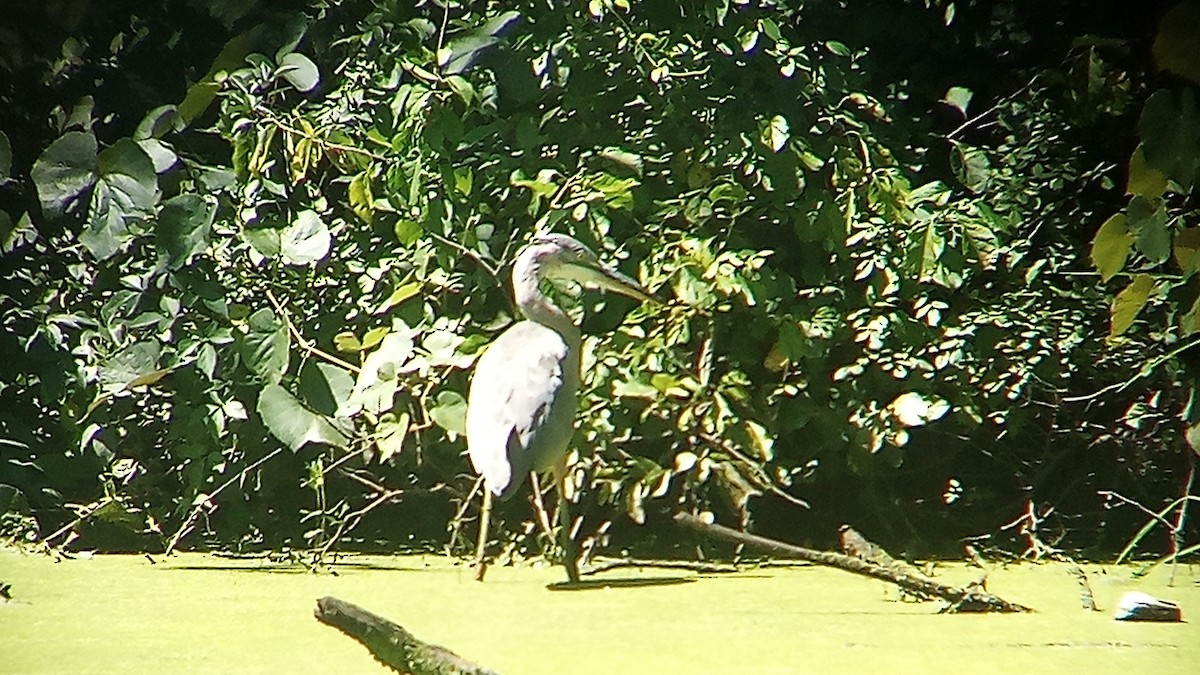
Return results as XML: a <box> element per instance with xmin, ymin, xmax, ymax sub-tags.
<box><xmin>315</xmin><ymin>596</ymin><xmax>499</xmax><ymax>675</ymax></box>
<box><xmin>674</xmin><ymin>513</ymin><xmax>1033</xmax><ymax>613</ymax></box>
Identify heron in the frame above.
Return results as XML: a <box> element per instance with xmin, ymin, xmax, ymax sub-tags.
<box><xmin>466</xmin><ymin>233</ymin><xmax>652</xmax><ymax>582</ymax></box>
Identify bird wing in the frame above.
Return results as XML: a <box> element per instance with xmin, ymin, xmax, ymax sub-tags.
<box><xmin>466</xmin><ymin>321</ymin><xmax>578</xmax><ymax>498</ymax></box>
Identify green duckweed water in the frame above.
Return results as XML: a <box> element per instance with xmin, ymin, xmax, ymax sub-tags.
<box><xmin>2</xmin><ymin>550</ymin><xmax>1198</xmax><ymax>674</ymax></box>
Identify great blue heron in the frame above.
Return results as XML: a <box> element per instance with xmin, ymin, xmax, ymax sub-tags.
<box><xmin>466</xmin><ymin>233</ymin><xmax>652</xmax><ymax>582</ymax></box>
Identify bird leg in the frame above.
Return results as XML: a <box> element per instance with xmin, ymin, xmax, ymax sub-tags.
<box><xmin>473</xmin><ymin>489</ymin><xmax>492</xmax><ymax>582</ymax></box>
<box><xmin>552</xmin><ymin>458</ymin><xmax>581</xmax><ymax>583</ymax></box>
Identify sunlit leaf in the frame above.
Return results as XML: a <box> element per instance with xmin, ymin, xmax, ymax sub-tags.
<box><xmin>889</xmin><ymin>392</ymin><xmax>951</xmax><ymax>427</ymax></box>
<box><xmin>1126</xmin><ymin>144</ymin><xmax>1167</xmax><ymax>198</ymax></box>
<box><xmin>31</xmin><ymin>131</ymin><xmax>98</xmax><ymax>216</ymax></box>
<box><xmin>155</xmin><ymin>193</ymin><xmax>214</xmax><ymax>269</ymax></box>
<box><xmin>99</xmin><ymin>340</ymin><xmax>163</xmax><ymax>393</ymax></box>
<box><xmin>298</xmin><ymin>361</ymin><xmax>355</xmax><ymax>417</ymax></box>
<box><xmin>239</xmin><ymin>308</ymin><xmax>289</xmax><ymax>383</ymax></box>
<box><xmin>761</xmin><ymin>115</ymin><xmax>790</xmax><ymax>153</ymax></box>
<box><xmin>257</xmin><ymin>383</ymin><xmax>348</xmax><ymax>451</ymax></box>
<box><xmin>429</xmin><ymin>390</ymin><xmax>467</xmax><ymax>436</ymax></box>
<box><xmin>281</xmin><ymin>210</ymin><xmax>331</xmax><ymax>265</ymax></box>
<box><xmin>1174</xmin><ymin>227</ymin><xmax>1200</xmax><ymax>277</ymax></box>
<box><xmin>1109</xmin><ymin>273</ymin><xmax>1155</xmax><ymax>337</ymax></box>
<box><xmin>82</xmin><ymin>139</ymin><xmax>160</xmax><ymax>260</ymax></box>
<box><xmin>950</xmin><ymin>141</ymin><xmax>990</xmax><ymax>193</ymax></box>
<box><xmin>942</xmin><ymin>86</ymin><xmax>973</xmax><ymax>117</ymax></box>
<box><xmin>1090</xmin><ymin>213</ymin><xmax>1134</xmax><ymax>282</ymax></box>
<box><xmin>279</xmin><ymin>52</ymin><xmax>320</xmax><ymax>92</ymax></box>
<box><xmin>349</xmin><ymin>332</ymin><xmax>414</xmax><ymax>415</ymax></box>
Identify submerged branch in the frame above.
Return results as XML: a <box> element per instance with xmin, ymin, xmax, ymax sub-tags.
<box><xmin>315</xmin><ymin>596</ymin><xmax>499</xmax><ymax>675</ymax></box>
<box><xmin>674</xmin><ymin>513</ymin><xmax>1033</xmax><ymax>613</ymax></box>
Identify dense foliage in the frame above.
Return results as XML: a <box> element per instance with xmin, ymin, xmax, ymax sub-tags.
<box><xmin>1</xmin><ymin>0</ymin><xmax>1197</xmax><ymax>562</ymax></box>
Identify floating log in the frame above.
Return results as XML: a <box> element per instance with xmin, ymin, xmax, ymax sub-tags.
<box><xmin>674</xmin><ymin>512</ymin><xmax>1033</xmax><ymax>613</ymax></box>
<box><xmin>315</xmin><ymin>596</ymin><xmax>499</xmax><ymax>675</ymax></box>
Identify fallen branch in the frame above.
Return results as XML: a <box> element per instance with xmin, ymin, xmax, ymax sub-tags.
<box><xmin>315</xmin><ymin>596</ymin><xmax>498</xmax><ymax>675</ymax></box>
<box><xmin>674</xmin><ymin>513</ymin><xmax>1033</xmax><ymax>613</ymax></box>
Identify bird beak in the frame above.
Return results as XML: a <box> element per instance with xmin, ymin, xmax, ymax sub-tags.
<box><xmin>565</xmin><ymin>261</ymin><xmax>654</xmax><ymax>304</ymax></box>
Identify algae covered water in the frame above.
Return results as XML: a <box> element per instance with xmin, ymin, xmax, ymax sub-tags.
<box><xmin>2</xmin><ymin>550</ymin><xmax>1198</xmax><ymax>674</ymax></box>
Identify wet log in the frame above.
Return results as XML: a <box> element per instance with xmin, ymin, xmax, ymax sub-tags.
<box><xmin>315</xmin><ymin>596</ymin><xmax>499</xmax><ymax>675</ymax></box>
<box><xmin>674</xmin><ymin>512</ymin><xmax>1033</xmax><ymax>613</ymax></box>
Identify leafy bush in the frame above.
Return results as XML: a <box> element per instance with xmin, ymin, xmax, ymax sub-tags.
<box><xmin>1</xmin><ymin>0</ymin><xmax>1196</xmax><ymax>560</ymax></box>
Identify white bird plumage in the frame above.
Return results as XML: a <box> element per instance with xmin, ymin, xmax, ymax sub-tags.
<box><xmin>465</xmin><ymin>233</ymin><xmax>651</xmax><ymax>581</ymax></box>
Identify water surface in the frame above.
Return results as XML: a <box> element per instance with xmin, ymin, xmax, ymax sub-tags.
<box><xmin>3</xmin><ymin>551</ymin><xmax>1197</xmax><ymax>674</ymax></box>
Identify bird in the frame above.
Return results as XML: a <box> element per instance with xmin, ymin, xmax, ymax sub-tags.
<box><xmin>466</xmin><ymin>233</ymin><xmax>652</xmax><ymax>582</ymax></box>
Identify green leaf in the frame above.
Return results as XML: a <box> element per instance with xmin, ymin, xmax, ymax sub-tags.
<box><xmin>82</xmin><ymin>139</ymin><xmax>160</xmax><ymax>260</ymax></box>
<box><xmin>99</xmin><ymin>340</ymin><xmax>166</xmax><ymax>393</ymax></box>
<box><xmin>1174</xmin><ymin>227</ymin><xmax>1200</xmax><ymax>277</ymax></box>
<box><xmin>1127</xmin><ymin>144</ymin><xmax>1167</xmax><ymax>198</ymax></box>
<box><xmin>759</xmin><ymin>18</ymin><xmax>783</xmax><ymax>43</ymax></box>
<box><xmin>156</xmin><ymin>194</ymin><xmax>214</xmax><ymax>269</ymax></box>
<box><xmin>760</xmin><ymin>115</ymin><xmax>790</xmax><ymax>153</ymax></box>
<box><xmin>673</xmin><ymin>266</ymin><xmax>714</xmax><ymax>308</ymax></box>
<box><xmin>349</xmin><ymin>172</ymin><xmax>374</xmax><ymax>223</ymax></box>
<box><xmin>1090</xmin><ymin>213</ymin><xmax>1134</xmax><ymax>282</ymax></box>
<box><xmin>98</xmin><ymin>139</ymin><xmax>159</xmax><ymax>203</ymax></box>
<box><xmin>178</xmin><ymin>32</ymin><xmax>252</xmax><ymax>126</ymax></box>
<box><xmin>429</xmin><ymin>390</ymin><xmax>468</xmax><ymax>436</ymax></box>
<box><xmin>394</xmin><ymin>218</ymin><xmax>423</xmax><ymax>246</ymax></box>
<box><xmin>613</xmin><ymin>379</ymin><xmax>659</xmax><ymax>400</ymax></box>
<box><xmin>134</xmin><ymin>105</ymin><xmax>178</xmax><ymax>140</ymax></box>
<box><xmin>376</xmin><ymin>281</ymin><xmax>422</xmax><ymax>314</ymax></box>
<box><xmin>942</xmin><ymin>86</ymin><xmax>973</xmax><ymax>117</ymax></box>
<box><xmin>1138</xmin><ymin>89</ymin><xmax>1200</xmax><ymax>191</ymax></box>
<box><xmin>1109</xmin><ymin>273</ymin><xmax>1155</xmax><ymax>337</ymax></box>
<box><xmin>281</xmin><ymin>210</ymin><xmax>331</xmax><ymax>265</ymax></box>
<box><xmin>349</xmin><ymin>332</ymin><xmax>415</xmax><ymax>415</ymax></box>
<box><xmin>1182</xmin><ymin>294</ymin><xmax>1200</xmax><ymax>335</ymax></box>
<box><xmin>1127</xmin><ymin>195</ymin><xmax>1170</xmax><ymax>265</ymax></box>
<box><xmin>374</xmin><ymin>411</ymin><xmax>410</xmax><ymax>463</ymax></box>
<box><xmin>239</xmin><ymin>308</ymin><xmax>289</xmax><ymax>383</ymax></box>
<box><xmin>298</xmin><ymin>361</ymin><xmax>355</xmax><ymax>417</ymax></box>
<box><xmin>825</xmin><ymin>40</ymin><xmax>850</xmax><ymax>56</ymax></box>
<box><xmin>138</xmin><ymin>139</ymin><xmax>178</xmax><ymax>174</ymax></box>
<box><xmin>279</xmin><ymin>52</ymin><xmax>320</xmax><ymax>92</ymax></box>
<box><xmin>31</xmin><ymin>131</ymin><xmax>98</xmax><ymax>216</ymax></box>
<box><xmin>257</xmin><ymin>383</ymin><xmax>348</xmax><ymax>451</ymax></box>
<box><xmin>441</xmin><ymin>10</ymin><xmax>521</xmax><ymax>75</ymax></box>
<box><xmin>333</xmin><ymin>331</ymin><xmax>362</xmax><ymax>353</ymax></box>
<box><xmin>950</xmin><ymin>142</ymin><xmax>990</xmax><ymax>193</ymax></box>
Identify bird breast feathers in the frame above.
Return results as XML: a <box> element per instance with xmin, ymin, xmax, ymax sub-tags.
<box><xmin>466</xmin><ymin>323</ymin><xmax>574</xmax><ymax>494</ymax></box>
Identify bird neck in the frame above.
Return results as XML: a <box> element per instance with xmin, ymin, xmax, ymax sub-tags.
<box><xmin>512</xmin><ymin>258</ymin><xmax>579</xmax><ymax>339</ymax></box>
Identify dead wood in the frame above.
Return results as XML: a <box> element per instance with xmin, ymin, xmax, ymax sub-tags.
<box><xmin>674</xmin><ymin>512</ymin><xmax>1033</xmax><ymax>613</ymax></box>
<box><xmin>315</xmin><ymin>596</ymin><xmax>499</xmax><ymax>675</ymax></box>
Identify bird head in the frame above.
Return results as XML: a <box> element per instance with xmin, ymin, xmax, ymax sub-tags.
<box><xmin>525</xmin><ymin>233</ymin><xmax>653</xmax><ymax>303</ymax></box>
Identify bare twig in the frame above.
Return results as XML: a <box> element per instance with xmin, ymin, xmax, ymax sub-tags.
<box><xmin>166</xmin><ymin>447</ymin><xmax>285</xmax><ymax>554</ymax></box>
<box><xmin>428</xmin><ymin>232</ymin><xmax>503</xmax><ymax>281</ymax></box>
<box><xmin>944</xmin><ymin>72</ymin><xmax>1042</xmax><ymax>140</ymax></box>
<box><xmin>446</xmin><ymin>476</ymin><xmax>484</xmax><ymax>555</ymax></box>
<box><xmin>317</xmin><ymin>488</ymin><xmax>406</xmax><ymax>559</ymax></box>
<box><xmin>1063</xmin><ymin>334</ymin><xmax>1200</xmax><ymax>404</ymax></box>
<box><xmin>265</xmin><ymin>289</ymin><xmax>361</xmax><ymax>373</ymax></box>
<box><xmin>697</xmin><ymin>434</ymin><xmax>810</xmax><ymax>509</ymax></box>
